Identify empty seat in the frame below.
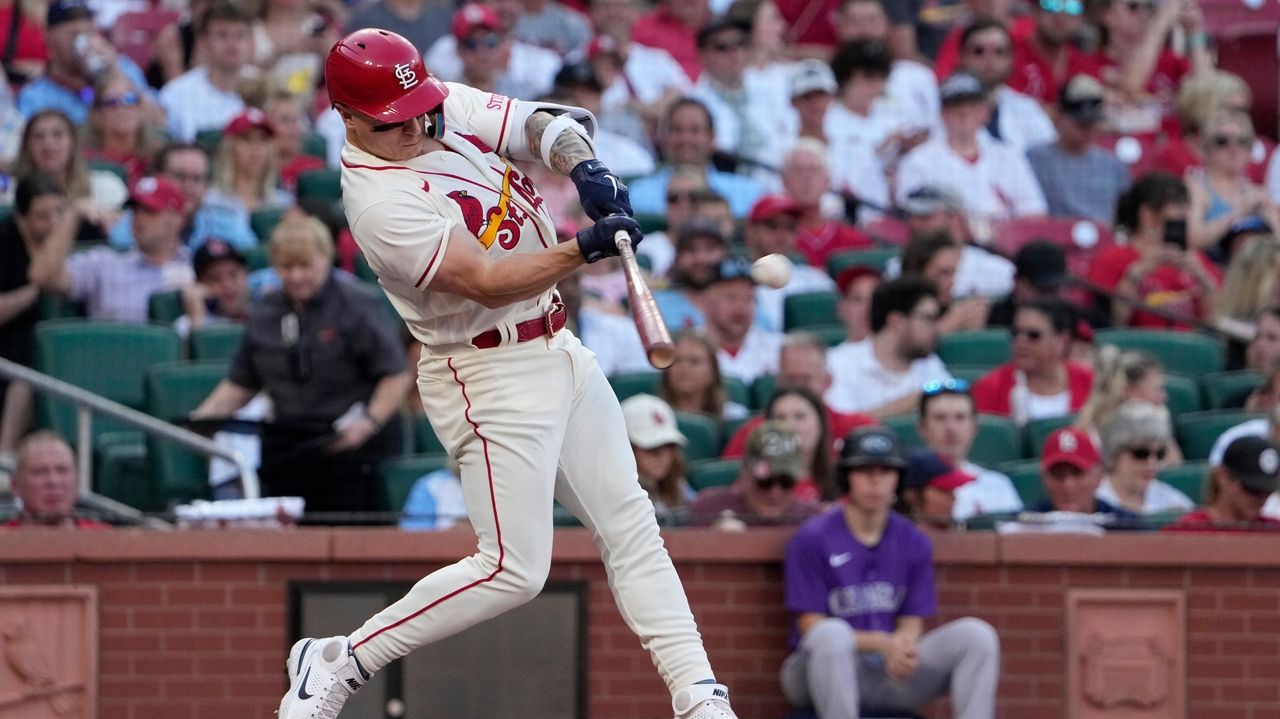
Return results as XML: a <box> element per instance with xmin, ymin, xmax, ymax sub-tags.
<box><xmin>750</xmin><ymin>374</ymin><xmax>776</xmax><ymax>410</ymax></box>
<box><xmin>1158</xmin><ymin>462</ymin><xmax>1209</xmax><ymax>504</ymax></box>
<box><xmin>609</xmin><ymin>371</ymin><xmax>660</xmax><ymax>402</ymax></box>
<box><xmin>826</xmin><ymin>246</ymin><xmax>901</xmax><ymax>279</ymax></box>
<box><xmin>1200</xmin><ymin>370</ymin><xmax>1262</xmax><ymax>410</ymax></box>
<box><xmin>412</xmin><ymin>414</ymin><xmax>447</xmax><ymax>455</ymax></box>
<box><xmin>251</xmin><ymin>207</ymin><xmax>285</xmax><ymax>242</ymax></box>
<box><xmin>998</xmin><ymin>459</ymin><xmax>1047</xmax><ymax>507</ymax></box>
<box><xmin>937</xmin><ymin>330</ymin><xmax>1012</xmax><ymax>369</ymax></box>
<box><xmin>1175</xmin><ymin>410</ymin><xmax>1264</xmax><ymax>461</ymax></box>
<box><xmin>144</xmin><ymin>362</ymin><xmax>228</xmax><ymax>508</ymax></box>
<box><xmin>1163</xmin><ymin>372</ymin><xmax>1203</xmax><ymax>416</ymax></box>
<box><xmin>189</xmin><ymin>324</ymin><xmax>245</xmax><ymax>362</ymax></box>
<box><xmin>676</xmin><ymin>411</ymin><xmax>722</xmax><ymax>461</ymax></box>
<box><xmin>784</xmin><ymin>291</ymin><xmax>839</xmax><ymax>330</ymax></box>
<box><xmin>1094</xmin><ymin>329</ymin><xmax>1224</xmax><ymax>377</ymax></box>
<box><xmin>687</xmin><ymin>458</ymin><xmax>740</xmax><ymax>491</ymax></box>
<box><xmin>148</xmin><ymin>290</ymin><xmax>184</xmax><ymax>326</ymax></box>
<box><xmin>1023</xmin><ymin>414</ymin><xmax>1076</xmax><ymax>457</ymax></box>
<box><xmin>296</xmin><ymin>168</ymin><xmax>342</xmax><ymax>203</ymax></box>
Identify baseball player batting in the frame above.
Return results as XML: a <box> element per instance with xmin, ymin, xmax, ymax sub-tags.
<box><xmin>277</xmin><ymin>29</ymin><xmax>739</xmax><ymax>719</ymax></box>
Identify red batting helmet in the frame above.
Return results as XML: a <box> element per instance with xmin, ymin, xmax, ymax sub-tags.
<box><xmin>325</xmin><ymin>28</ymin><xmax>449</xmax><ymax>124</ymax></box>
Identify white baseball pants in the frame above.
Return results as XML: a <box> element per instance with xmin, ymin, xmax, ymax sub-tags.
<box><xmin>348</xmin><ymin>331</ymin><xmax>715</xmax><ymax>692</ymax></box>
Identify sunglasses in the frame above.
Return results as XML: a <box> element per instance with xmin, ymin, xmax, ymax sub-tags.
<box><xmin>97</xmin><ymin>91</ymin><xmax>140</xmax><ymax>108</ymax></box>
<box><xmin>1011</xmin><ymin>326</ymin><xmax>1044</xmax><ymax>341</ymax></box>
<box><xmin>1212</xmin><ymin>135</ymin><xmax>1253</xmax><ymax>149</ymax></box>
<box><xmin>922</xmin><ymin>378</ymin><xmax>971</xmax><ymax>396</ymax></box>
<box><xmin>755</xmin><ymin>474</ymin><xmax>797</xmax><ymax>491</ymax></box>
<box><xmin>1125</xmin><ymin>446</ymin><xmax>1168</xmax><ymax>461</ymax></box>
<box><xmin>462</xmin><ymin>32</ymin><xmax>502</xmax><ymax>51</ymax></box>
<box><xmin>667</xmin><ymin>191</ymin><xmax>697</xmax><ymax>204</ymax></box>
<box><xmin>1123</xmin><ymin>0</ymin><xmax>1156</xmax><ymax>11</ymax></box>
<box><xmin>1039</xmin><ymin>0</ymin><xmax>1084</xmax><ymax>15</ymax></box>
<box><xmin>964</xmin><ymin>44</ymin><xmax>1010</xmax><ymax>57</ymax></box>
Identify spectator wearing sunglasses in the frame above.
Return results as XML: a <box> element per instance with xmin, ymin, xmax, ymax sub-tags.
<box><xmin>1094</xmin><ymin>400</ymin><xmax>1193</xmax><ymax>515</ymax></box>
<box><xmin>1075</xmin><ymin>347</ymin><xmax>1183</xmax><ymax>463</ymax></box>
<box><xmin>1026</xmin><ymin>75</ymin><xmax>1130</xmax><ymax>224</ymax></box>
<box><xmin>424</xmin><ymin>3</ymin><xmax>560</xmax><ymax>102</ymax></box>
<box><xmin>687</xmin><ymin>421</ymin><xmax>822</xmax><ymax>527</ymax></box>
<box><xmin>780</xmin><ymin>427</ymin><xmax>1000</xmax><ymax>719</ymax></box>
<box><xmin>688</xmin><ymin>15</ymin><xmax>778</xmax><ymax>175</ymax></box>
<box><xmin>972</xmin><ymin>298</ymin><xmax>1092</xmax><ymax>424</ymax></box>
<box><xmin>917</xmin><ymin>379</ymin><xmax>1023</xmax><ymax>520</ymax></box>
<box><xmin>1167</xmin><ymin>436</ymin><xmax>1280</xmax><ymax>531</ymax></box>
<box><xmin>1186</xmin><ymin>112</ymin><xmax>1280</xmax><ymax>252</ymax></box>
<box><xmin>85</xmin><ymin>71</ymin><xmax>163</xmax><ymax>188</ymax></box>
<box><xmin>955</xmin><ymin>18</ymin><xmax>1054</xmax><ymax>154</ymax></box>
<box><xmin>1034</xmin><ymin>427</ymin><xmax>1138</xmax><ymax>520</ymax></box>
<box><xmin>1147</xmin><ymin>71</ymin><xmax>1274</xmax><ymax>188</ymax></box>
<box><xmin>1005</xmin><ymin>0</ymin><xmax>1096</xmax><ymax>106</ymax></box>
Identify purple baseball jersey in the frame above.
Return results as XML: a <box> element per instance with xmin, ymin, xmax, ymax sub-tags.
<box><xmin>784</xmin><ymin>509</ymin><xmax>937</xmax><ymax>647</ymax></box>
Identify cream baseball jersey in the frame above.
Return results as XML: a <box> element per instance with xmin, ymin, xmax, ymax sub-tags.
<box><xmin>340</xmin><ymin>82</ymin><xmax>595</xmax><ymax>348</ymax></box>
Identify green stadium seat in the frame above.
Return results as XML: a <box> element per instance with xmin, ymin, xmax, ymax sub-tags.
<box><xmin>1175</xmin><ymin>410</ymin><xmax>1264</xmax><ymax>461</ymax></box>
<box><xmin>1201</xmin><ymin>370</ymin><xmax>1262</xmax><ymax>410</ymax></box>
<box><xmin>1158</xmin><ymin>462</ymin><xmax>1209</xmax><ymax>505</ymax></box>
<box><xmin>251</xmin><ymin>207</ymin><xmax>285</xmax><ymax>242</ymax></box>
<box><xmin>750</xmin><ymin>374</ymin><xmax>776</xmax><ymax>410</ymax></box>
<box><xmin>810</xmin><ymin>325</ymin><xmax>847</xmax><ymax>347</ymax></box>
<box><xmin>634</xmin><ymin>213</ymin><xmax>666</xmax><ymax>235</ymax></box>
<box><xmin>1094</xmin><ymin>329</ymin><xmax>1224</xmax><ymax>377</ymax></box>
<box><xmin>1024</xmin><ymin>414</ymin><xmax>1076</xmax><ymax>457</ymax></box>
<box><xmin>936</xmin><ymin>330</ymin><xmax>1011</xmax><ymax>369</ymax></box>
<box><xmin>379</xmin><ymin>454</ymin><xmax>450</xmax><ymax>512</ymax></box>
<box><xmin>300</xmin><ymin>132</ymin><xmax>328</xmax><ymax>160</ymax></box>
<box><xmin>243</xmin><ymin>243</ymin><xmax>271</xmax><ymax>271</ymax></box>
<box><xmin>1164</xmin><ymin>372</ymin><xmax>1202</xmax><ymax>415</ymax></box>
<box><xmin>723</xmin><ymin>376</ymin><xmax>749</xmax><ymax>409</ymax></box>
<box><xmin>144</xmin><ymin>362</ymin><xmax>227</xmax><ymax>508</ymax></box>
<box><xmin>354</xmin><ymin>252</ymin><xmax>378</xmax><ymax>283</ymax></box>
<box><xmin>997</xmin><ymin>459</ymin><xmax>1046</xmax><ymax>507</ymax></box>
<box><xmin>194</xmin><ymin>128</ymin><xmax>222</xmax><ymax>155</ymax></box>
<box><xmin>147</xmin><ymin>290</ymin><xmax>184</xmax><ymax>326</ymax></box>
<box><xmin>609</xmin><ymin>371</ymin><xmax>660</xmax><ymax>402</ymax></box>
<box><xmin>38</xmin><ymin>292</ymin><xmax>85</xmax><ymax>320</ymax></box>
<box><xmin>94</xmin><ymin>436</ymin><xmax>152</xmax><ymax>510</ymax></box>
<box><xmin>411</xmin><ymin>414</ymin><xmax>447</xmax><ymax>455</ymax></box>
<box><xmin>87</xmin><ymin>159</ymin><xmax>127</xmax><ymax>183</ymax></box>
<box><xmin>826</xmin><ymin>247</ymin><xmax>901</xmax><ymax>277</ymax></box>
<box><xmin>35</xmin><ymin>320</ymin><xmax>182</xmax><ymax>441</ymax></box>
<box><xmin>784</xmin><ymin>291</ymin><xmax>839</xmax><ymax>330</ymax></box>
<box><xmin>553</xmin><ymin>500</ymin><xmax>583</xmax><ymax>527</ymax></box>
<box><xmin>687</xmin><ymin>458</ymin><xmax>740</xmax><ymax>491</ymax></box>
<box><xmin>189</xmin><ymin>324</ymin><xmax>245</xmax><ymax>362</ymax></box>
<box><xmin>297</xmin><ymin>168</ymin><xmax>342</xmax><ymax>203</ymax></box>
<box><xmin>722</xmin><ymin>414</ymin><xmax>754</xmax><ymax>447</ymax></box>
<box><xmin>947</xmin><ymin>365</ymin><xmax>991</xmax><ymax>383</ymax></box>
<box><xmin>676</xmin><ymin>411</ymin><xmax>721</xmax><ymax>461</ymax></box>
<box><xmin>882</xmin><ymin>413</ymin><xmax>1022</xmax><ymax>466</ymax></box>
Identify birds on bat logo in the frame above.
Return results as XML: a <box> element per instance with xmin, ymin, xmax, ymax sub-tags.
<box><xmin>446</xmin><ymin>189</ymin><xmax>523</xmax><ymax>250</ymax></box>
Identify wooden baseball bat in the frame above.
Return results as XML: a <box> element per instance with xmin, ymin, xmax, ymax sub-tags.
<box><xmin>615</xmin><ymin>229</ymin><xmax>675</xmax><ymax>369</ymax></box>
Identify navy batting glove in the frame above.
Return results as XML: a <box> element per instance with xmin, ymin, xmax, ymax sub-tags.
<box><xmin>571</xmin><ymin>159</ymin><xmax>632</xmax><ymax>221</ymax></box>
<box><xmin>576</xmin><ymin>214</ymin><xmax>642</xmax><ymax>264</ymax></box>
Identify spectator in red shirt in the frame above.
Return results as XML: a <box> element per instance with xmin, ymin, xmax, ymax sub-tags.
<box><xmin>4</xmin><ymin>431</ymin><xmax>110</xmax><ymax>529</ymax></box>
<box><xmin>1167</xmin><ymin>436</ymin><xmax>1280</xmax><ymax>532</ymax></box>
<box><xmin>972</xmin><ymin>298</ymin><xmax>1092</xmax><ymax>424</ymax></box>
<box><xmin>1086</xmin><ymin>0</ymin><xmax>1208</xmax><ymax>135</ymax></box>
<box><xmin>0</xmin><ymin>0</ymin><xmax>48</xmax><ymax>83</ymax></box>
<box><xmin>631</xmin><ymin>0</ymin><xmax>709</xmax><ymax>81</ymax></box>
<box><xmin>780</xmin><ymin>139</ymin><xmax>871</xmax><ymax>269</ymax></box>
<box><xmin>1006</xmin><ymin>0</ymin><xmax>1095</xmax><ymax>106</ymax></box>
<box><xmin>934</xmin><ymin>0</ymin><xmax>1034</xmax><ymax>81</ymax></box>
<box><xmin>1088</xmin><ymin>172</ymin><xmax>1221</xmax><ymax>329</ymax></box>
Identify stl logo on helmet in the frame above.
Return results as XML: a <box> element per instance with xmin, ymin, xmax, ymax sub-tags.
<box><xmin>394</xmin><ymin>62</ymin><xmax>419</xmax><ymax>90</ymax></box>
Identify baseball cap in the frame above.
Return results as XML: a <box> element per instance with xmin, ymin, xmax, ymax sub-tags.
<box><xmin>128</xmin><ymin>176</ymin><xmax>185</xmax><ymax>213</ymax></box>
<box><xmin>1221</xmin><ymin>436</ymin><xmax>1280</xmax><ymax>493</ymax></box>
<box><xmin>675</xmin><ymin>218</ymin><xmax>730</xmax><ymax>250</ymax></box>
<box><xmin>1059</xmin><ymin>75</ymin><xmax>1105</xmax><ymax>125</ymax></box>
<box><xmin>696</xmin><ymin>15</ymin><xmax>750</xmax><ymax>49</ymax></box>
<box><xmin>835</xmin><ymin>264</ymin><xmax>881</xmax><ymax>296</ymax></box>
<box><xmin>748</xmin><ymin>195</ymin><xmax>802</xmax><ymax>224</ymax></box>
<box><xmin>838</xmin><ymin>427</ymin><xmax>907</xmax><ymax>471</ymax></box>
<box><xmin>47</xmin><ymin>0</ymin><xmax>93</xmax><ymax>27</ymax></box>
<box><xmin>1014</xmin><ymin>240</ymin><xmax>1068</xmax><ymax>291</ymax></box>
<box><xmin>708</xmin><ymin>256</ymin><xmax>756</xmax><ymax>286</ymax></box>
<box><xmin>791</xmin><ymin>59</ymin><xmax>838</xmax><ymax>99</ymax></box>
<box><xmin>940</xmin><ymin>72</ymin><xmax>987</xmax><ymax>106</ymax></box>
<box><xmin>224</xmin><ymin>108</ymin><xmax>275</xmax><ymax>137</ymax></box>
<box><xmin>1041</xmin><ymin>427</ymin><xmax>1099</xmax><ymax>472</ymax></box>
<box><xmin>621</xmin><ymin>394</ymin><xmax>687</xmax><ymax>450</ymax></box>
<box><xmin>193</xmin><ymin>238</ymin><xmax>248</xmax><ymax>279</ymax></box>
<box><xmin>452</xmin><ymin>3</ymin><xmax>501</xmax><ymax>39</ymax></box>
<box><xmin>901</xmin><ymin>185</ymin><xmax>964</xmax><ymax>217</ymax></box>
<box><xmin>744</xmin><ymin>421</ymin><xmax>806</xmax><ymax>480</ymax></box>
<box><xmin>586</xmin><ymin>35</ymin><xmax>622</xmax><ymax>60</ymax></box>
<box><xmin>903</xmin><ymin>449</ymin><xmax>976</xmax><ymax>492</ymax></box>
<box><xmin>554</xmin><ymin>62</ymin><xmax>603</xmax><ymax>93</ymax></box>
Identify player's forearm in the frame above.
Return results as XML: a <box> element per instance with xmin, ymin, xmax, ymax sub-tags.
<box><xmin>436</xmin><ymin>240</ymin><xmax>584</xmax><ymax>309</ymax></box>
<box><xmin>525</xmin><ymin>111</ymin><xmax>594</xmax><ymax>177</ymax></box>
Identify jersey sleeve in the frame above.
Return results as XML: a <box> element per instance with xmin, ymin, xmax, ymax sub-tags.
<box><xmin>349</xmin><ymin>194</ymin><xmax>455</xmax><ymax>292</ymax></box>
<box><xmin>443</xmin><ymin>81</ymin><xmax>597</xmax><ymax>164</ymax></box>
<box><xmin>783</xmin><ymin>527</ymin><xmax>832</xmax><ymax>616</ymax></box>
<box><xmin>899</xmin><ymin>530</ymin><xmax>938</xmax><ymax>618</ymax></box>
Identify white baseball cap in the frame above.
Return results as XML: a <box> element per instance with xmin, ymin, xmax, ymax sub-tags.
<box><xmin>621</xmin><ymin>394</ymin><xmax>687</xmax><ymax>450</ymax></box>
<box><xmin>791</xmin><ymin>59</ymin><xmax>838</xmax><ymax>99</ymax></box>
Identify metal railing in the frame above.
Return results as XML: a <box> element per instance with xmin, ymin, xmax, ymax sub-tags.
<box><xmin>0</xmin><ymin>357</ymin><xmax>260</xmax><ymax>503</ymax></box>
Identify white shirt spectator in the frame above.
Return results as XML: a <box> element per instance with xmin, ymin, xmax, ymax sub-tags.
<box><xmin>824</xmin><ymin>100</ymin><xmax>899</xmax><ymax>151</ymax></box>
<box><xmin>425</xmin><ymin>36</ymin><xmax>562</xmax><ymax>100</ymax></box>
<box><xmin>637</xmin><ymin>230</ymin><xmax>675</xmax><ymax>280</ymax></box>
<box><xmin>896</xmin><ymin>132</ymin><xmax>1048</xmax><ymax>223</ymax></box>
<box><xmin>1096</xmin><ymin>478</ymin><xmax>1195</xmax><ymax>515</ymax></box>
<box><xmin>689</xmin><ymin>76</ymin><xmax>778</xmax><ymax>171</ymax></box>
<box><xmin>886</xmin><ymin>59</ymin><xmax>940</xmax><ymax>131</ymax></box>
<box><xmin>992</xmin><ymin>86</ymin><xmax>1056</xmax><ymax>154</ymax></box>
<box><xmin>1267</xmin><ymin>147</ymin><xmax>1280</xmax><ymax>207</ymax></box>
<box><xmin>400</xmin><ymin>467</ymin><xmax>469</xmax><ymax>530</ymax></box>
<box><xmin>754</xmin><ymin>264</ymin><xmax>836</xmax><ymax>333</ymax></box>
<box><xmin>594</xmin><ymin>128</ymin><xmax>656</xmax><ymax>178</ymax></box>
<box><xmin>579</xmin><ymin>308</ymin><xmax>652</xmax><ymax>376</ymax></box>
<box><xmin>954</xmin><ymin>460</ymin><xmax>1024</xmax><ymax>520</ymax></box>
<box><xmin>885</xmin><ymin>245</ymin><xmax>1015</xmax><ymax>298</ymax></box>
<box><xmin>717</xmin><ymin>326</ymin><xmax>784</xmax><ymax>384</ymax></box>
<box><xmin>601</xmin><ymin>43</ymin><xmax>692</xmax><ymax>109</ymax></box>
<box><xmin>828</xmin><ymin>135</ymin><xmax>892</xmax><ymax>214</ymax></box>
<box><xmin>159</xmin><ymin>67</ymin><xmax>247</xmax><ymax>143</ymax></box>
<box><xmin>824</xmin><ymin>339</ymin><xmax>951</xmax><ymax>414</ymax></box>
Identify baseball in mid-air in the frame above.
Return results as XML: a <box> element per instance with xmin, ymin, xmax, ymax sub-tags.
<box><xmin>751</xmin><ymin>253</ymin><xmax>792</xmax><ymax>289</ymax></box>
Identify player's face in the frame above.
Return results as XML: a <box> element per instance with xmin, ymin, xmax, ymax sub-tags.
<box><xmin>846</xmin><ymin>465</ymin><xmax>899</xmax><ymax>513</ymax></box>
<box><xmin>344</xmin><ymin>109</ymin><xmax>431</xmax><ymax>162</ymax></box>
<box><xmin>15</xmin><ymin>440</ymin><xmax>78</xmax><ymax>516</ymax></box>
<box><xmin>1043</xmin><ymin>463</ymin><xmax>1099</xmax><ymax>512</ymax></box>
<box><xmin>919</xmin><ymin>394</ymin><xmax>977</xmax><ymax>462</ymax></box>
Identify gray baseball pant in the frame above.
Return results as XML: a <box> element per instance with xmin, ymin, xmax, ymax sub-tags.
<box><xmin>780</xmin><ymin>616</ymin><xmax>1000</xmax><ymax>719</ymax></box>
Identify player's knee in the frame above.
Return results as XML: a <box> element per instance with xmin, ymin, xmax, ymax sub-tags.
<box><xmin>499</xmin><ymin>556</ymin><xmax>551</xmax><ymax>605</ymax></box>
<box><xmin>953</xmin><ymin>617</ymin><xmax>1000</xmax><ymax>661</ymax></box>
<box><xmin>804</xmin><ymin>617</ymin><xmax>856</xmax><ymax>656</ymax></box>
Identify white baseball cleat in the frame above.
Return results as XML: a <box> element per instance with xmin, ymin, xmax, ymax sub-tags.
<box><xmin>278</xmin><ymin>636</ymin><xmax>371</xmax><ymax>719</ymax></box>
<box><xmin>672</xmin><ymin>682</ymin><xmax>739</xmax><ymax>719</ymax></box>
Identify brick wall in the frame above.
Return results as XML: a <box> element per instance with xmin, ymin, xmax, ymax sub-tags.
<box><xmin>2</xmin><ymin>530</ymin><xmax>1278</xmax><ymax>719</ymax></box>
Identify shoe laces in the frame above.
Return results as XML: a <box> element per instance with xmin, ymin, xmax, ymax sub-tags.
<box><xmin>313</xmin><ymin>676</ymin><xmax>358</xmax><ymax>719</ymax></box>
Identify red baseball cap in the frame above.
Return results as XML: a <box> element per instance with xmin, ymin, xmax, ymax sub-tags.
<box><xmin>587</xmin><ymin>35</ymin><xmax>622</xmax><ymax>60</ymax></box>
<box><xmin>452</xmin><ymin>3</ymin><xmax>501</xmax><ymax>39</ymax></box>
<box><xmin>129</xmin><ymin>176</ymin><xmax>185</xmax><ymax>213</ymax></box>
<box><xmin>1041</xmin><ymin>427</ymin><xmax>1099</xmax><ymax>472</ymax></box>
<box><xmin>748</xmin><ymin>194</ymin><xmax>802</xmax><ymax>224</ymax></box>
<box><xmin>835</xmin><ymin>264</ymin><xmax>881</xmax><ymax>296</ymax></box>
<box><xmin>224</xmin><ymin>108</ymin><xmax>275</xmax><ymax>137</ymax></box>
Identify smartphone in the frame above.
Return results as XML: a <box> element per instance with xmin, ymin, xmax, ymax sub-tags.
<box><xmin>1164</xmin><ymin>218</ymin><xmax>1188</xmax><ymax>250</ymax></box>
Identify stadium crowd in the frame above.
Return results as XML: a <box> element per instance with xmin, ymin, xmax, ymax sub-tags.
<box><xmin>0</xmin><ymin>0</ymin><xmax>1278</xmax><ymax>536</ymax></box>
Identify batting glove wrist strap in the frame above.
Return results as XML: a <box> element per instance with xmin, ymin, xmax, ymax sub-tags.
<box><xmin>571</xmin><ymin>159</ymin><xmax>632</xmax><ymax>221</ymax></box>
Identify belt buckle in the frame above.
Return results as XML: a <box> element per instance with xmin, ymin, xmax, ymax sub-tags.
<box><xmin>545</xmin><ymin>301</ymin><xmax>565</xmax><ymax>346</ymax></box>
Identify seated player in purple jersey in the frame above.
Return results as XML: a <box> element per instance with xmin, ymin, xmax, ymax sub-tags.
<box><xmin>779</xmin><ymin>427</ymin><xmax>1001</xmax><ymax>719</ymax></box>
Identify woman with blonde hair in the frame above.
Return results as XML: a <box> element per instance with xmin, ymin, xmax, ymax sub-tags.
<box><xmin>1076</xmin><ymin>346</ymin><xmax>1183</xmax><ymax>465</ymax></box>
<box><xmin>1186</xmin><ymin>111</ymin><xmax>1280</xmax><ymax>250</ymax></box>
<box><xmin>85</xmin><ymin>70</ymin><xmax>166</xmax><ymax>186</ymax></box>
<box><xmin>13</xmin><ymin>109</ymin><xmax>126</xmax><ymax>240</ymax></box>
<box><xmin>1149</xmin><ymin>71</ymin><xmax>1272</xmax><ymax>183</ymax></box>
<box><xmin>203</xmin><ymin>108</ymin><xmax>294</xmax><ymax>225</ymax></box>
<box><xmin>1214</xmin><ymin>234</ymin><xmax>1280</xmax><ymax>341</ymax></box>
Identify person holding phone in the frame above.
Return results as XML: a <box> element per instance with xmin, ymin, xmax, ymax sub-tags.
<box><xmin>1086</xmin><ymin>172</ymin><xmax>1221</xmax><ymax>330</ymax></box>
